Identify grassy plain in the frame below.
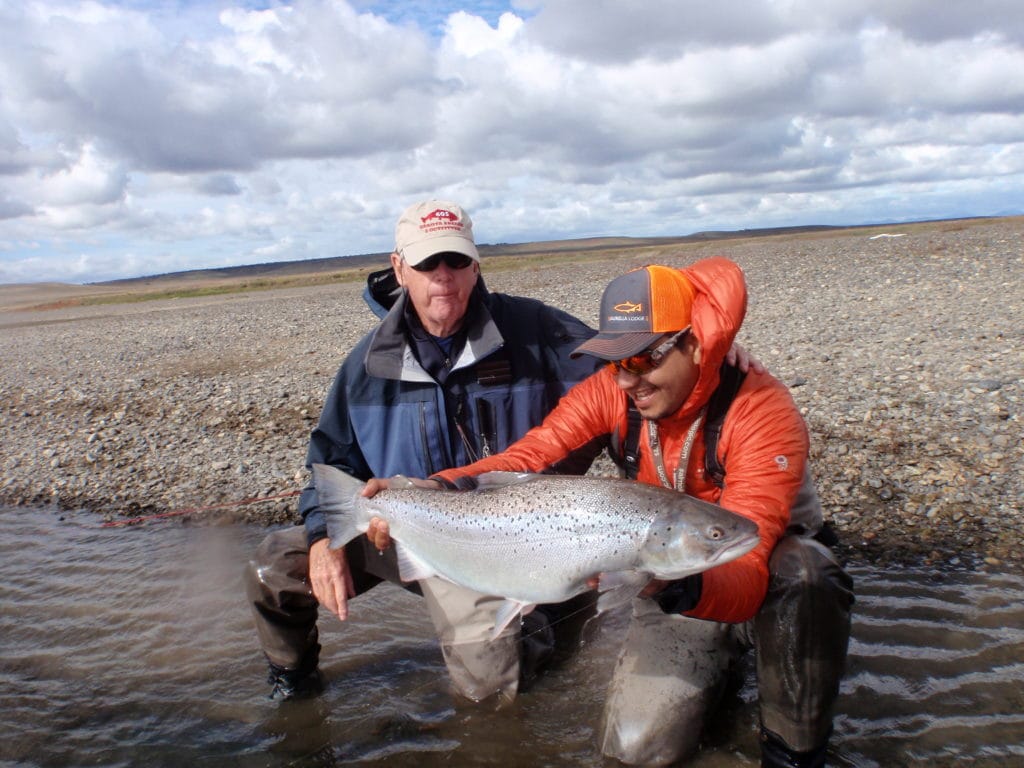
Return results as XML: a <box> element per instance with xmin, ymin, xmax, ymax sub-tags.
<box><xmin>0</xmin><ymin>217</ymin><xmax>999</xmax><ymax>313</ymax></box>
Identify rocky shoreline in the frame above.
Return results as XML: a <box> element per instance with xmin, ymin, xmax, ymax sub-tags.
<box><xmin>2</xmin><ymin>218</ymin><xmax>1021</xmax><ymax>569</ymax></box>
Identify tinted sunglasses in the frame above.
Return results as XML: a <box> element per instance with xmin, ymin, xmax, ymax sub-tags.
<box><xmin>409</xmin><ymin>251</ymin><xmax>475</xmax><ymax>272</ymax></box>
<box><xmin>606</xmin><ymin>329</ymin><xmax>690</xmax><ymax>375</ymax></box>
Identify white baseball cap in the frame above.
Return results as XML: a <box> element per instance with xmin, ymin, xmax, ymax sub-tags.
<box><xmin>394</xmin><ymin>200</ymin><xmax>480</xmax><ymax>266</ymax></box>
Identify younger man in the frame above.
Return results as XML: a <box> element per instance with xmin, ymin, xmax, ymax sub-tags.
<box><xmin>369</xmin><ymin>257</ymin><xmax>853</xmax><ymax>766</ymax></box>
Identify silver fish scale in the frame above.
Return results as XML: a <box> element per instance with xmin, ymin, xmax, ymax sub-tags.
<box><xmin>357</xmin><ymin>476</ymin><xmax>674</xmax><ymax>604</ymax></box>
<box><xmin>319</xmin><ymin>465</ymin><xmax>758</xmax><ymax>617</ymax></box>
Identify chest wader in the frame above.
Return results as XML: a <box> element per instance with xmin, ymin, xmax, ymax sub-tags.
<box><xmin>599</xmin><ymin>364</ymin><xmax>854</xmax><ymax>767</ymax></box>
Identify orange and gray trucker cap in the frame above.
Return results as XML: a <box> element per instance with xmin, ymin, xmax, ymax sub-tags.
<box><xmin>572</xmin><ymin>265</ymin><xmax>696</xmax><ymax>360</ymax></box>
<box><xmin>394</xmin><ymin>200</ymin><xmax>480</xmax><ymax>266</ymax></box>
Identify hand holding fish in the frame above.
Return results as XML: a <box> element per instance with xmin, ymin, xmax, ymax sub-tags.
<box><xmin>361</xmin><ymin>476</ymin><xmax>444</xmax><ymax>551</ymax></box>
<box><xmin>639</xmin><ymin>578</ymin><xmax>670</xmax><ymax>598</ymax></box>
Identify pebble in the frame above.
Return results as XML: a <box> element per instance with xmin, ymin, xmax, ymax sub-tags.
<box><xmin>1</xmin><ymin>218</ymin><xmax>1022</xmax><ymax>568</ymax></box>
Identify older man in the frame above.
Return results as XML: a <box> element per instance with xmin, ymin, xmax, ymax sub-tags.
<box><xmin>244</xmin><ymin>200</ymin><xmax>602</xmax><ymax>701</ymax></box>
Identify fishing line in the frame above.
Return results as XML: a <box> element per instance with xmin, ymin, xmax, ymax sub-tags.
<box><xmin>99</xmin><ymin>489</ymin><xmax>302</xmax><ymax>527</ymax></box>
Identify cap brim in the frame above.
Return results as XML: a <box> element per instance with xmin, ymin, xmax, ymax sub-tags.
<box><xmin>570</xmin><ymin>331</ymin><xmax>664</xmax><ymax>360</ymax></box>
<box><xmin>401</xmin><ymin>236</ymin><xmax>479</xmax><ymax>266</ymax></box>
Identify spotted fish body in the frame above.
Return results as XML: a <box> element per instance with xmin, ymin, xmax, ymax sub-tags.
<box><xmin>314</xmin><ymin>464</ymin><xmax>759</xmax><ymax>637</ymax></box>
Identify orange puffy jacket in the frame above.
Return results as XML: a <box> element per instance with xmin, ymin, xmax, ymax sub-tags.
<box><xmin>435</xmin><ymin>256</ymin><xmax>808</xmax><ymax>624</ymax></box>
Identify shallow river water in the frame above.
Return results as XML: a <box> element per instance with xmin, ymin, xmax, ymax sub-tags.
<box><xmin>1</xmin><ymin>506</ymin><xmax>1022</xmax><ymax>767</ymax></box>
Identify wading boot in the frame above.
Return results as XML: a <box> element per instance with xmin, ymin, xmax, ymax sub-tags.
<box><xmin>518</xmin><ymin>608</ymin><xmax>556</xmax><ymax>688</ymax></box>
<box><xmin>760</xmin><ymin>727</ymin><xmax>828</xmax><ymax>768</ymax></box>
<box><xmin>267</xmin><ymin>656</ymin><xmax>323</xmax><ymax>701</ymax></box>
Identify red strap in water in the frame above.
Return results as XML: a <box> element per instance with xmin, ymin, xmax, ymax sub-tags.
<box><xmin>100</xmin><ymin>489</ymin><xmax>301</xmax><ymax>528</ymax></box>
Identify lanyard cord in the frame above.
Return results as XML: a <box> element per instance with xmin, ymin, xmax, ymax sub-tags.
<box><xmin>647</xmin><ymin>407</ymin><xmax>705</xmax><ymax>491</ymax></box>
<box><xmin>453</xmin><ymin>396</ymin><xmax>480</xmax><ymax>463</ymax></box>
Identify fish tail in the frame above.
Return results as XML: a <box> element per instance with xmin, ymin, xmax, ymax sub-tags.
<box><xmin>311</xmin><ymin>463</ymin><xmax>367</xmax><ymax>548</ymax></box>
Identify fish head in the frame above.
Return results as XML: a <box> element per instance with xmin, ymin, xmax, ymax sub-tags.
<box><xmin>640</xmin><ymin>497</ymin><xmax>760</xmax><ymax>579</ymax></box>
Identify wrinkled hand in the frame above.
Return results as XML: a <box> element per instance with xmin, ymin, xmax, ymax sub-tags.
<box><xmin>726</xmin><ymin>342</ymin><xmax>766</xmax><ymax>375</ymax></box>
<box><xmin>360</xmin><ymin>476</ymin><xmax>444</xmax><ymax>551</ymax></box>
<box><xmin>309</xmin><ymin>538</ymin><xmax>356</xmax><ymax>621</ymax></box>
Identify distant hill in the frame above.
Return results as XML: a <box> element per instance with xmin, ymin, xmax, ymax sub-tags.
<box><xmin>96</xmin><ymin>223</ymin><xmax>848</xmax><ymax>289</ymax></box>
<box><xmin>4</xmin><ymin>216</ymin><xmax>1014</xmax><ymax>312</ymax></box>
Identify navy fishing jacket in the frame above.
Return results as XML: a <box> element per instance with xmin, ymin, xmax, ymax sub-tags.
<box><xmin>299</xmin><ymin>274</ymin><xmax>600</xmax><ymax>546</ymax></box>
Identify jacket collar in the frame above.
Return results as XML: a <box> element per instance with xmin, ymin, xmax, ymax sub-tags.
<box><xmin>363</xmin><ymin>282</ymin><xmax>504</xmax><ymax>381</ymax></box>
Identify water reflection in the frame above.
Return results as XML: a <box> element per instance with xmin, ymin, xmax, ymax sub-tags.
<box><xmin>0</xmin><ymin>507</ymin><xmax>1021</xmax><ymax>767</ymax></box>
<box><xmin>837</xmin><ymin>567</ymin><xmax>1024</xmax><ymax>767</ymax></box>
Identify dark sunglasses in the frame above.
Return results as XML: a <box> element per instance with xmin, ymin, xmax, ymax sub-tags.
<box><xmin>409</xmin><ymin>251</ymin><xmax>475</xmax><ymax>272</ymax></box>
<box><xmin>606</xmin><ymin>329</ymin><xmax>689</xmax><ymax>375</ymax></box>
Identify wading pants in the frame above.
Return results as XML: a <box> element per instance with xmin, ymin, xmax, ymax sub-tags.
<box><xmin>599</xmin><ymin>535</ymin><xmax>854</xmax><ymax>766</ymax></box>
<box><xmin>244</xmin><ymin>525</ymin><xmax>593</xmax><ymax>703</ymax></box>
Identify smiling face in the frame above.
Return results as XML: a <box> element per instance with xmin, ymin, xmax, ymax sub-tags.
<box><xmin>611</xmin><ymin>332</ymin><xmax>702</xmax><ymax>420</ymax></box>
<box><xmin>390</xmin><ymin>251</ymin><xmax>480</xmax><ymax>337</ymax></box>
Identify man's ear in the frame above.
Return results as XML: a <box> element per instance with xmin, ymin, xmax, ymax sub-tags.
<box><xmin>687</xmin><ymin>335</ymin><xmax>702</xmax><ymax>366</ymax></box>
<box><xmin>389</xmin><ymin>252</ymin><xmax>404</xmax><ymax>287</ymax></box>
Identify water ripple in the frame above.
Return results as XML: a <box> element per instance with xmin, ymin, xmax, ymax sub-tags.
<box><xmin>1</xmin><ymin>509</ymin><xmax>1022</xmax><ymax>767</ymax></box>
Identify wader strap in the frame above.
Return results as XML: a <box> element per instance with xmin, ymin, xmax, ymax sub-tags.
<box><xmin>621</xmin><ymin>401</ymin><xmax>643</xmax><ymax>480</ymax></box>
<box><xmin>703</xmin><ymin>363</ymin><xmax>746</xmax><ymax>487</ymax></box>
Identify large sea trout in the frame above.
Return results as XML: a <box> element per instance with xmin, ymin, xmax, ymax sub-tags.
<box><xmin>314</xmin><ymin>464</ymin><xmax>759</xmax><ymax>638</ymax></box>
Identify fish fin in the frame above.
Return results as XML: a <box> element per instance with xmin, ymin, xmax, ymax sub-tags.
<box><xmin>395</xmin><ymin>543</ymin><xmax>437</xmax><ymax>583</ymax></box>
<box><xmin>474</xmin><ymin>471</ymin><xmax>545</xmax><ymax>489</ymax></box>
<box><xmin>491</xmin><ymin>599</ymin><xmax>531</xmax><ymax>640</ymax></box>
<box><xmin>311</xmin><ymin>464</ymin><xmax>367</xmax><ymax>549</ymax></box>
<box><xmin>596</xmin><ymin>571</ymin><xmax>651</xmax><ymax>613</ymax></box>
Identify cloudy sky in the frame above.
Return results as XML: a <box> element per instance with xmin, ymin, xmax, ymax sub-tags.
<box><xmin>1</xmin><ymin>0</ymin><xmax>1022</xmax><ymax>284</ymax></box>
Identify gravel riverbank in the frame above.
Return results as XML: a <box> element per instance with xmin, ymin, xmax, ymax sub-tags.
<box><xmin>2</xmin><ymin>218</ymin><xmax>1021</xmax><ymax>568</ymax></box>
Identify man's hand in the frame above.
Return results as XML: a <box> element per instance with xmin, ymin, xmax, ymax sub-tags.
<box><xmin>361</xmin><ymin>477</ymin><xmax>391</xmax><ymax>498</ymax></box>
<box><xmin>726</xmin><ymin>342</ymin><xmax>766</xmax><ymax>375</ymax></box>
<box><xmin>360</xmin><ymin>476</ymin><xmax>443</xmax><ymax>551</ymax></box>
<box><xmin>309</xmin><ymin>538</ymin><xmax>356</xmax><ymax>621</ymax></box>
<box><xmin>639</xmin><ymin>578</ymin><xmax>670</xmax><ymax>598</ymax></box>
<box><xmin>361</xmin><ymin>478</ymin><xmax>395</xmax><ymax>551</ymax></box>
<box><xmin>366</xmin><ymin>517</ymin><xmax>392</xmax><ymax>551</ymax></box>
<box><xmin>362</xmin><ymin>476</ymin><xmax>443</xmax><ymax>496</ymax></box>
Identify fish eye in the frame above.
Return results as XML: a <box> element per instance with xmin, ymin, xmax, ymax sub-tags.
<box><xmin>708</xmin><ymin>526</ymin><xmax>724</xmax><ymax>540</ymax></box>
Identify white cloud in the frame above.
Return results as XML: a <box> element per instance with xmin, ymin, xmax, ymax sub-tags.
<box><xmin>0</xmin><ymin>0</ymin><xmax>1022</xmax><ymax>283</ymax></box>
<box><xmin>31</xmin><ymin>143</ymin><xmax>128</xmax><ymax>208</ymax></box>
